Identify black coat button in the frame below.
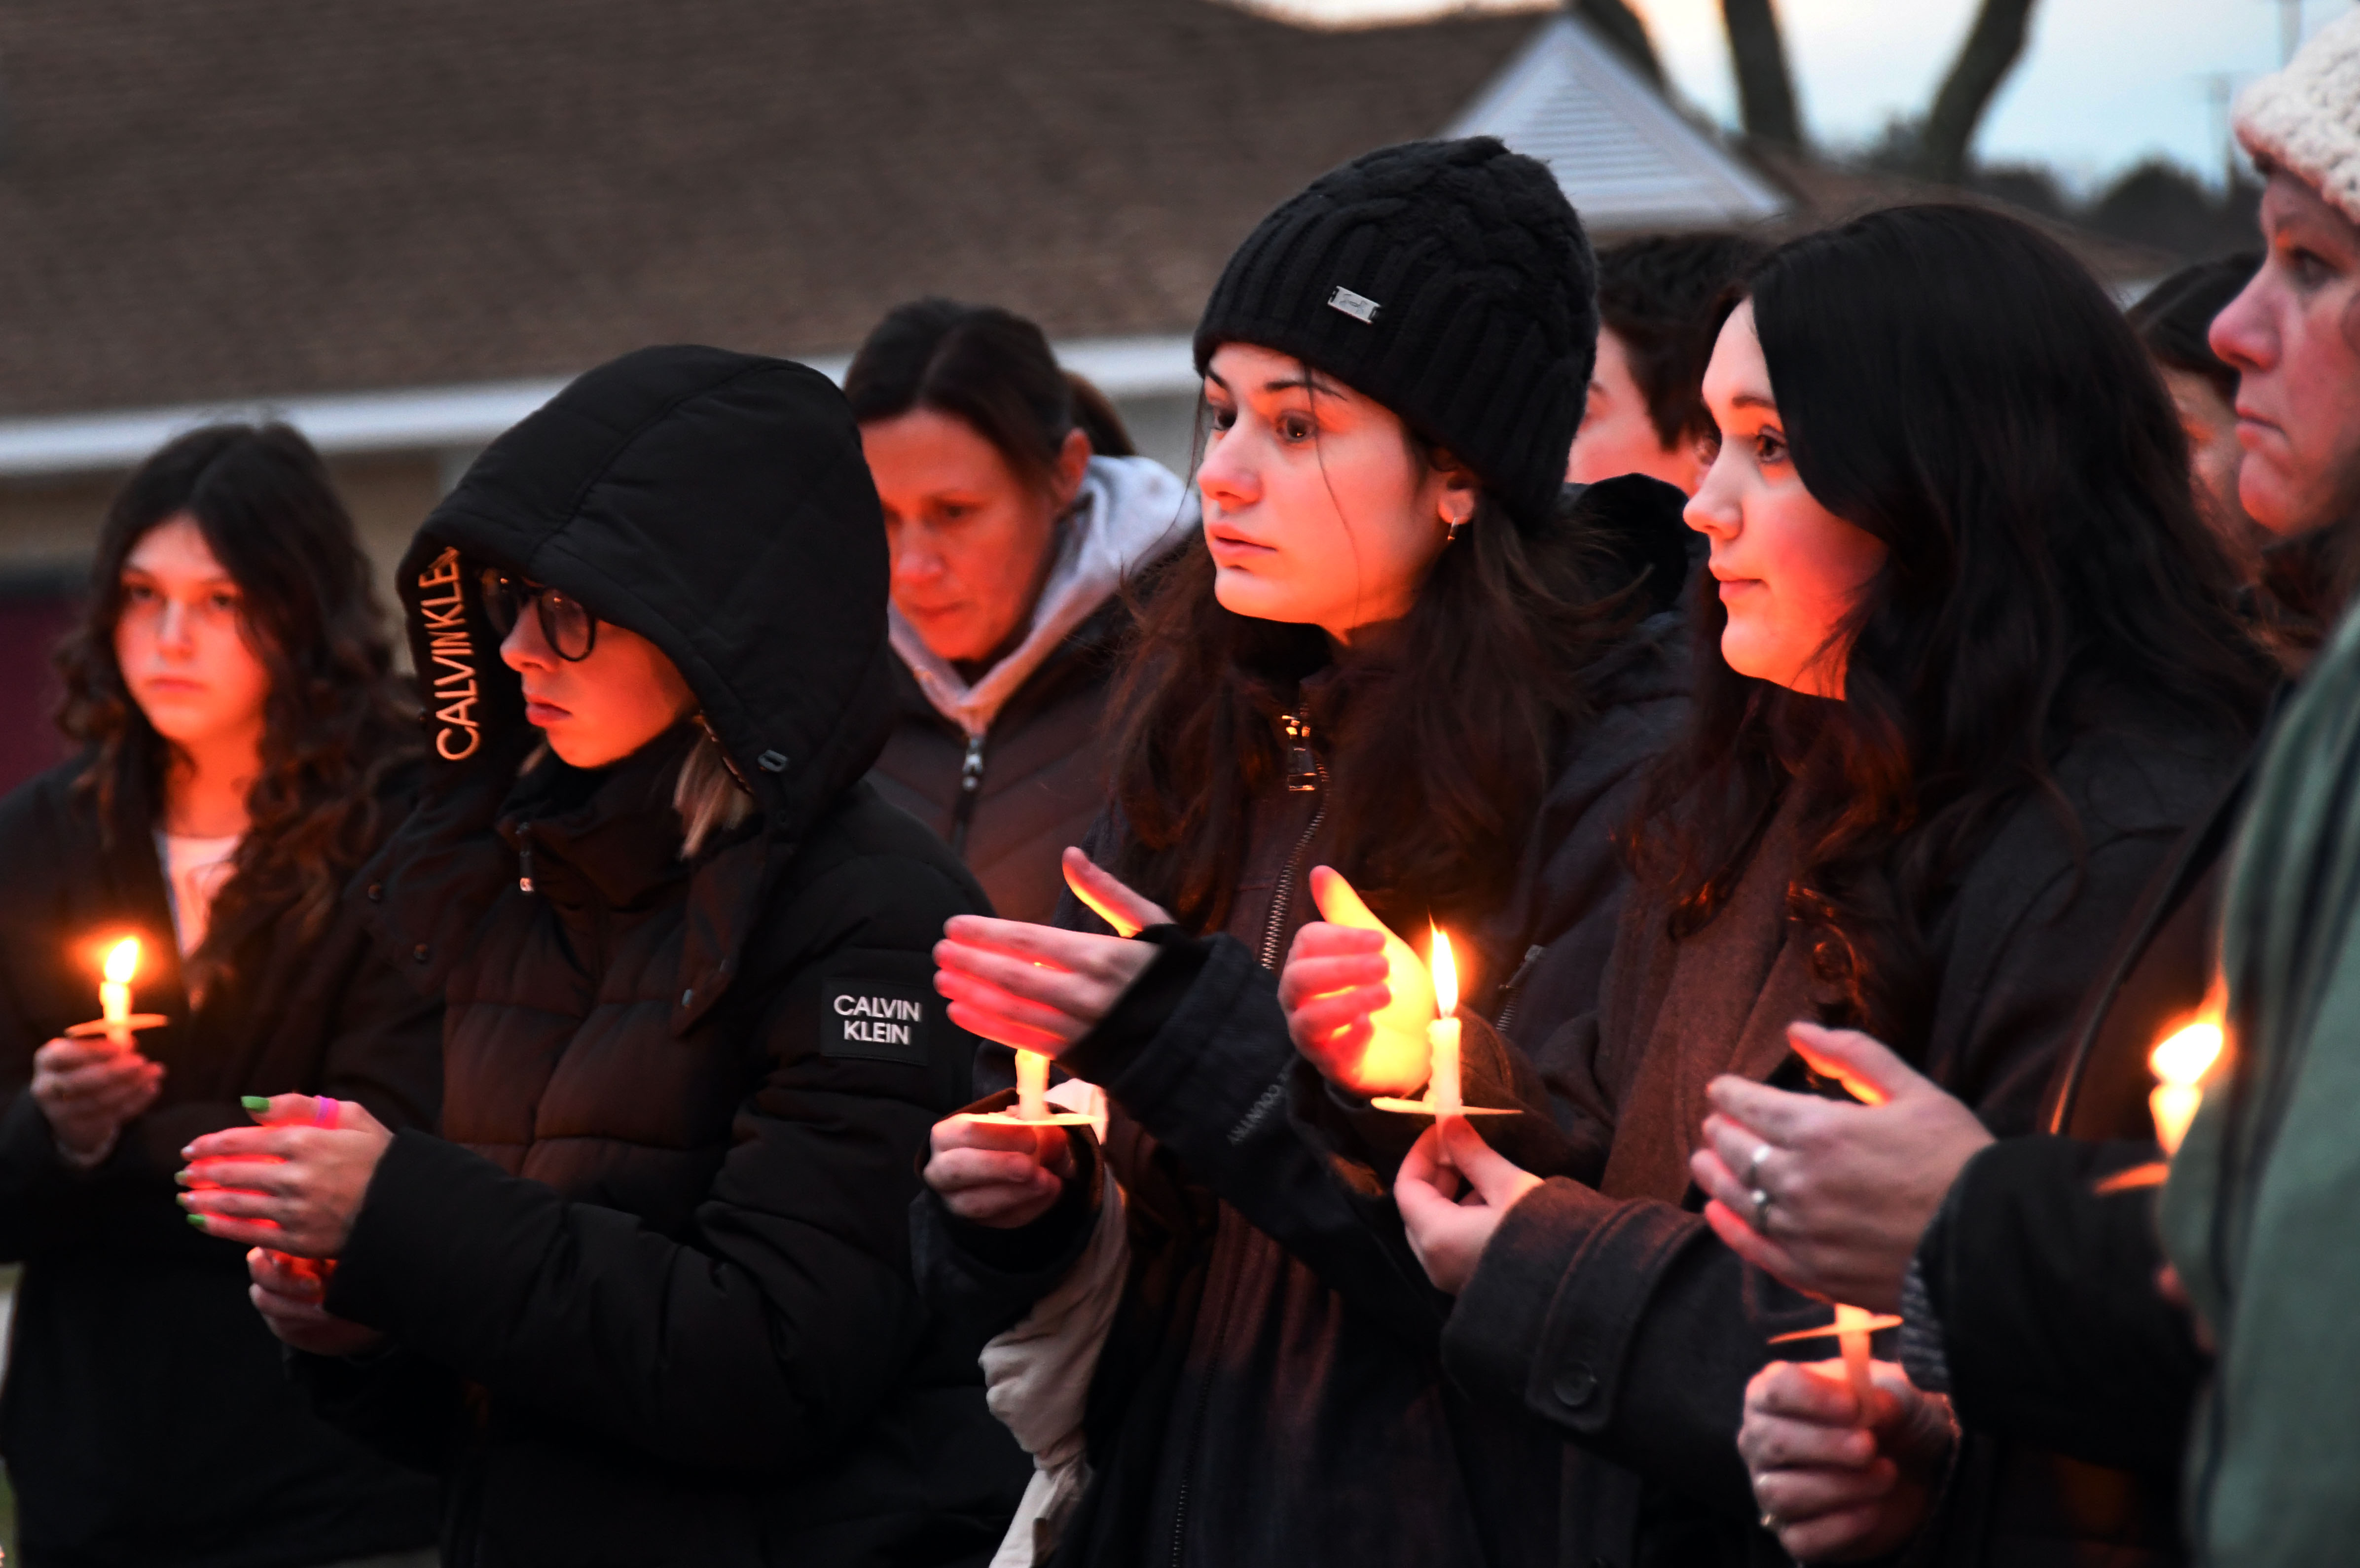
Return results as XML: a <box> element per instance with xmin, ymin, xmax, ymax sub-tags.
<box><xmin>412</xmin><ymin>943</ymin><xmax>430</xmax><ymax>963</ymax></box>
<box><xmin>365</xmin><ymin>882</ymin><xmax>383</xmax><ymax>901</ymax></box>
<box><xmin>1553</xmin><ymin>1362</ymin><xmax>1598</xmax><ymax>1407</ymax></box>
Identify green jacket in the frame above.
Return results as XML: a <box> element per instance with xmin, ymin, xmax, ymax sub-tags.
<box><xmin>2160</xmin><ymin>604</ymin><xmax>2360</xmax><ymax>1564</ymax></box>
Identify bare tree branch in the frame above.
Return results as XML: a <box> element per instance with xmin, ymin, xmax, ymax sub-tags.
<box><xmin>1721</xmin><ymin>0</ymin><xmax>1804</xmax><ymax>149</ymax></box>
<box><xmin>1917</xmin><ymin>0</ymin><xmax>2036</xmax><ymax>184</ymax></box>
<box><xmin>1565</xmin><ymin>0</ymin><xmax>1664</xmax><ymax>87</ymax></box>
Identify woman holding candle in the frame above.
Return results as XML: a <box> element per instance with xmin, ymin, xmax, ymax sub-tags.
<box><xmin>1684</xmin><ymin>66</ymin><xmax>2360</xmax><ymax>1558</ymax></box>
<box><xmin>0</xmin><ymin>423</ymin><xmax>441</xmax><ymax>1567</ymax></box>
<box><xmin>914</xmin><ymin>138</ymin><xmax>1695</xmax><ymax>1566</ymax></box>
<box><xmin>178</xmin><ymin>347</ymin><xmax>1029</xmax><ymax>1568</ymax></box>
<box><xmin>1352</xmin><ymin>204</ymin><xmax>2274</xmax><ymax>1568</ymax></box>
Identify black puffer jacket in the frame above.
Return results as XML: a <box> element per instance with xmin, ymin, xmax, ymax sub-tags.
<box><xmin>913</xmin><ymin>478</ymin><xmax>1695</xmax><ymax>1568</ymax></box>
<box><xmin>303</xmin><ymin>347</ymin><xmax>1029</xmax><ymax>1568</ymax></box>
<box><xmin>0</xmin><ymin>760</ymin><xmax>440</xmax><ymax>1568</ymax></box>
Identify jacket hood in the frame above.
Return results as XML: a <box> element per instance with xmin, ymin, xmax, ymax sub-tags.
<box><xmin>398</xmin><ymin>345</ymin><xmax>896</xmax><ymax>847</ymax></box>
<box><xmin>889</xmin><ymin>453</ymin><xmax>1195</xmax><ymax>737</ymax></box>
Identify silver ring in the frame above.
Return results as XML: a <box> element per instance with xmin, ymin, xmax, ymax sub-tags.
<box><xmin>1759</xmin><ymin>1508</ymin><xmax>1780</xmax><ymax>1532</ymax></box>
<box><xmin>1744</xmin><ymin>1142</ymin><xmax>1772</xmax><ymax>1189</ymax></box>
<box><xmin>1751</xmin><ymin>1187</ymin><xmax>1774</xmax><ymax>1232</ymax></box>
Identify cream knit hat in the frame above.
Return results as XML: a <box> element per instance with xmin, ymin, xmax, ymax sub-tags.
<box><xmin>2238</xmin><ymin>10</ymin><xmax>2360</xmax><ymax>225</ymax></box>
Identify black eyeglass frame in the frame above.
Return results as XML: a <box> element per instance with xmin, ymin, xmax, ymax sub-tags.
<box><xmin>478</xmin><ymin>569</ymin><xmax>600</xmax><ymax>662</ymax></box>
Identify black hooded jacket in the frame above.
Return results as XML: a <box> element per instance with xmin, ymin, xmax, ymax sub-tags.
<box><xmin>0</xmin><ymin>761</ymin><xmax>440</xmax><ymax>1568</ymax></box>
<box><xmin>299</xmin><ymin>347</ymin><xmax>1029</xmax><ymax>1568</ymax></box>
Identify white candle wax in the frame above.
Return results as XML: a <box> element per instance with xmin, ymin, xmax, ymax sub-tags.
<box><xmin>1835</xmin><ymin>1302</ymin><xmax>1875</xmax><ymax>1414</ymax></box>
<box><xmin>1428</xmin><ymin>1017</ymin><xmax>1462</xmax><ymax>1117</ymax></box>
<box><xmin>99</xmin><ymin>938</ymin><xmax>139</xmax><ymax>1050</ymax></box>
<box><xmin>1015</xmin><ymin>1049</ymin><xmax>1051</xmax><ymax>1121</ymax></box>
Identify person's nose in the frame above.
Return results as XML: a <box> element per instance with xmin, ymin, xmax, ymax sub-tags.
<box><xmin>500</xmin><ymin>610</ymin><xmax>552</xmax><ymax>673</ymax></box>
<box><xmin>2208</xmin><ymin>271</ymin><xmax>2275</xmax><ymax>378</ymax></box>
<box><xmin>1196</xmin><ymin>429</ymin><xmax>1259</xmax><ymax>516</ymax></box>
<box><xmin>154</xmin><ymin>597</ymin><xmax>195</xmax><ymax>656</ymax></box>
<box><xmin>1684</xmin><ymin>448</ymin><xmax>1742</xmax><ymax>541</ymax></box>
<box><xmin>890</xmin><ymin>531</ymin><xmax>945</xmax><ymax>591</ymax></box>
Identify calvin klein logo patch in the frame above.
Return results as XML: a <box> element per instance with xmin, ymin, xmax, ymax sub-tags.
<box><xmin>1327</xmin><ymin>285</ymin><xmax>1381</xmax><ymax>324</ymax></box>
<box><xmin>416</xmin><ymin>547</ymin><xmax>481</xmax><ymax>761</ymax></box>
<box><xmin>823</xmin><ymin>982</ymin><xmax>932</xmax><ymax>1066</ymax></box>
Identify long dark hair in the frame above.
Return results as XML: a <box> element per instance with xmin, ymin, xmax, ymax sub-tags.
<box><xmin>844</xmin><ymin>298</ymin><xmax>1134</xmax><ymax>483</ymax></box>
<box><xmin>56</xmin><ymin>424</ymin><xmax>416</xmax><ymax>977</ymax></box>
<box><xmin>1637</xmin><ymin>205</ymin><xmax>2273</xmax><ymax>1046</ymax></box>
<box><xmin>1110</xmin><ymin>457</ymin><xmax>1619</xmax><ymax>936</ymax></box>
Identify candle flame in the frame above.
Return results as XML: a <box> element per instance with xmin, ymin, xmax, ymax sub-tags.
<box><xmin>2151</xmin><ymin>1019</ymin><xmax>2223</xmax><ymax>1088</ymax></box>
<box><xmin>1429</xmin><ymin>925</ymin><xmax>1457</xmax><ymax>1018</ymax></box>
<box><xmin>103</xmin><ymin>937</ymin><xmax>141</xmax><ymax>985</ymax></box>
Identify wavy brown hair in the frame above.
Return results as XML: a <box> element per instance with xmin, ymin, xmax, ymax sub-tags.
<box><xmin>56</xmin><ymin>424</ymin><xmax>417</xmax><ymax>981</ymax></box>
<box><xmin>1633</xmin><ymin>206</ymin><xmax>2274</xmax><ymax>1048</ymax></box>
<box><xmin>1108</xmin><ymin>450</ymin><xmax>1624</xmax><ymax>937</ymax></box>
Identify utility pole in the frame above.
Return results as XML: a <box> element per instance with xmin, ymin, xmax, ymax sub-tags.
<box><xmin>2281</xmin><ymin>0</ymin><xmax>2303</xmax><ymax>66</ymax></box>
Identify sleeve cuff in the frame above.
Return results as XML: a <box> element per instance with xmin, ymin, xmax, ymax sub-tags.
<box><xmin>1058</xmin><ymin>926</ymin><xmax>1207</xmax><ymax>1087</ymax></box>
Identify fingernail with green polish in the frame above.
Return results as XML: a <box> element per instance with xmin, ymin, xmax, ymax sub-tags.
<box><xmin>185</xmin><ymin>1213</ymin><xmax>208</xmax><ymax>1231</ymax></box>
<box><xmin>241</xmin><ymin>1096</ymin><xmax>271</xmax><ymax>1112</ymax></box>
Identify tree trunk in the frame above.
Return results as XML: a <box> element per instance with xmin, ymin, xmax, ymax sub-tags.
<box><xmin>1566</xmin><ymin>0</ymin><xmax>1664</xmax><ymax>87</ymax></box>
<box><xmin>1917</xmin><ymin>0</ymin><xmax>2037</xmax><ymax>184</ymax></box>
<box><xmin>1721</xmin><ymin>0</ymin><xmax>1804</xmax><ymax>149</ymax></box>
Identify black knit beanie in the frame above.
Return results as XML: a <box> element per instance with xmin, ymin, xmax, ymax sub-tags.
<box><xmin>1194</xmin><ymin>136</ymin><xmax>1598</xmax><ymax>533</ymax></box>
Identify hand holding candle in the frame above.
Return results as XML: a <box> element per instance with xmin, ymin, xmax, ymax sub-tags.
<box><xmin>36</xmin><ymin>935</ymin><xmax>168</xmax><ymax>1164</ymax></box>
<box><xmin>1372</xmin><ymin>923</ymin><xmax>1515</xmax><ymax>1120</ymax></box>
<box><xmin>1770</xmin><ymin>1304</ymin><xmax>1906</xmax><ymax>1414</ymax></box>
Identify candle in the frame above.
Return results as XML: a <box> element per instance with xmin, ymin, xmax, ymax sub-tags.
<box><xmin>1427</xmin><ymin>925</ymin><xmax>1461</xmax><ymax>1117</ymax></box>
<box><xmin>1835</xmin><ymin>1302</ymin><xmax>1876</xmax><ymax>1413</ymax></box>
<box><xmin>100</xmin><ymin>937</ymin><xmax>140</xmax><ymax>1049</ymax></box>
<box><xmin>1769</xmin><ymin>1304</ymin><xmax>1903</xmax><ymax>1421</ymax></box>
<box><xmin>1015</xmin><ymin>1048</ymin><xmax>1051</xmax><ymax>1122</ymax></box>
<box><xmin>2150</xmin><ymin>1016</ymin><xmax>2223</xmax><ymax>1157</ymax></box>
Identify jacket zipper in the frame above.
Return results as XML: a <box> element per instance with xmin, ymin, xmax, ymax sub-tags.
<box><xmin>1257</xmin><ymin>707</ymin><xmax>1326</xmax><ymax>972</ymax></box>
<box><xmin>1172</xmin><ymin>707</ymin><xmax>1319</xmax><ymax>1564</ymax></box>
<box><xmin>516</xmin><ymin>823</ymin><xmax>536</xmax><ymax>894</ymax></box>
<box><xmin>1491</xmin><ymin>943</ymin><xmax>1545</xmax><ymax>1034</ymax></box>
<box><xmin>949</xmin><ymin>733</ymin><xmax>986</xmax><ymax>856</ymax></box>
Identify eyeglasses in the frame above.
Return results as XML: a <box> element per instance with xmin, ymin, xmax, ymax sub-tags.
<box><xmin>478</xmin><ymin>569</ymin><xmax>599</xmax><ymax>661</ymax></box>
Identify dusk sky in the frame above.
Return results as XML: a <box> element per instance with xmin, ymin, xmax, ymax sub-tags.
<box><xmin>1637</xmin><ymin>0</ymin><xmax>2326</xmax><ymax>191</ymax></box>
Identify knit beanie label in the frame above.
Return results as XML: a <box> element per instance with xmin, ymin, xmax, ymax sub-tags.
<box><xmin>1194</xmin><ymin>136</ymin><xmax>1599</xmax><ymax>534</ymax></box>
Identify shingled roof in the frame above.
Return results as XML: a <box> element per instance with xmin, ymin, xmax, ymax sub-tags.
<box><xmin>0</xmin><ymin>0</ymin><xmax>1539</xmax><ymax>420</ymax></box>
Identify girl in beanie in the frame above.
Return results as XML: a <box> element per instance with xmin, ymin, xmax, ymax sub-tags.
<box><xmin>911</xmin><ymin>137</ymin><xmax>1691</xmax><ymax>1566</ymax></box>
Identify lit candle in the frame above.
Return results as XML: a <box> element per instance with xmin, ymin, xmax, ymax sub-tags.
<box><xmin>1015</xmin><ymin>1048</ymin><xmax>1051</xmax><ymax>1122</ymax></box>
<box><xmin>2150</xmin><ymin>1016</ymin><xmax>2223</xmax><ymax>1157</ymax></box>
<box><xmin>1427</xmin><ymin>926</ymin><xmax>1461</xmax><ymax>1117</ymax></box>
<box><xmin>1769</xmin><ymin>1304</ymin><xmax>1904</xmax><ymax>1420</ymax></box>
<box><xmin>1835</xmin><ymin>1302</ymin><xmax>1876</xmax><ymax>1413</ymax></box>
<box><xmin>100</xmin><ymin>937</ymin><xmax>140</xmax><ymax>1049</ymax></box>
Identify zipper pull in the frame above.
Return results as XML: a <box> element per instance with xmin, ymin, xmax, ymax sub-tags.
<box><xmin>516</xmin><ymin>824</ymin><xmax>536</xmax><ymax>894</ymax></box>
<box><xmin>1492</xmin><ymin>943</ymin><xmax>1545</xmax><ymax>1032</ymax></box>
<box><xmin>1280</xmin><ymin>709</ymin><xmax>1320</xmax><ymax>793</ymax></box>
<box><xmin>951</xmin><ymin>733</ymin><xmax>987</xmax><ymax>857</ymax></box>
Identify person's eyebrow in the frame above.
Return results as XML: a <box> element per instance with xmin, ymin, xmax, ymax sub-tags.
<box><xmin>1729</xmin><ymin>392</ymin><xmax>1778</xmax><ymax>412</ymax></box>
<box><xmin>1261</xmin><ymin>374</ymin><xmax>1341</xmax><ymax>397</ymax></box>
